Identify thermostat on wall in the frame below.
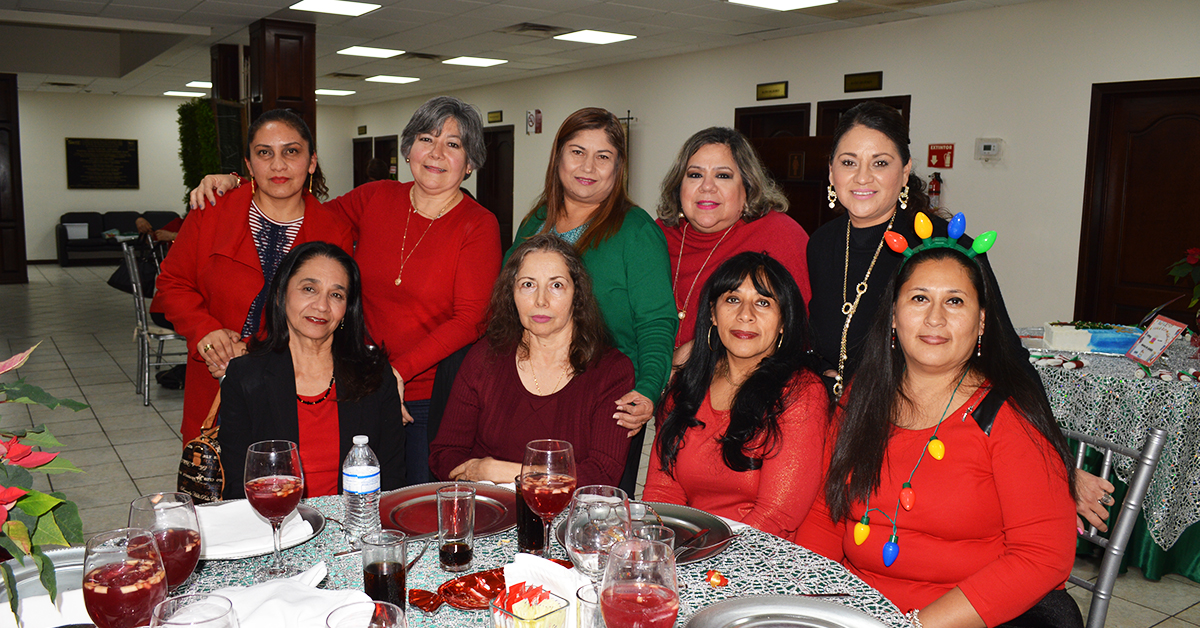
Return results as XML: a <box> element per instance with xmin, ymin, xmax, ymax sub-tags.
<box><xmin>975</xmin><ymin>138</ymin><xmax>1003</xmax><ymax>162</ymax></box>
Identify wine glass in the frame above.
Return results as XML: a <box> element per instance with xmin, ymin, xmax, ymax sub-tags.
<box><xmin>151</xmin><ymin>594</ymin><xmax>240</xmax><ymax>627</ymax></box>
<box><xmin>244</xmin><ymin>440</ymin><xmax>305</xmax><ymax>579</ymax></box>
<box><xmin>129</xmin><ymin>492</ymin><xmax>202</xmax><ymax>591</ymax></box>
<box><xmin>564</xmin><ymin>485</ymin><xmax>632</xmax><ymax>583</ymax></box>
<box><xmin>83</xmin><ymin>527</ymin><xmax>169</xmax><ymax>628</ymax></box>
<box><xmin>520</xmin><ymin>439</ymin><xmax>577</xmax><ymax>557</ymax></box>
<box><xmin>599</xmin><ymin>539</ymin><xmax>680</xmax><ymax>628</ymax></box>
<box><xmin>326</xmin><ymin>601</ymin><xmax>406</xmax><ymax>628</ymax></box>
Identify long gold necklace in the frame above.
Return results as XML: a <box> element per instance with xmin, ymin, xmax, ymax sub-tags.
<box><xmin>521</xmin><ymin>358</ymin><xmax>570</xmax><ymax>396</ymax></box>
<box><xmin>394</xmin><ymin>188</ymin><xmax>457</xmax><ymax>286</ymax></box>
<box><xmin>672</xmin><ymin>221</ymin><xmax>736</xmax><ymax>322</ymax></box>
<box><xmin>832</xmin><ymin>211</ymin><xmax>897</xmax><ymax>397</ymax></box>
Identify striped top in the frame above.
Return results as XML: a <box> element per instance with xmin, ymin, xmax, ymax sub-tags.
<box><xmin>241</xmin><ymin>201</ymin><xmax>304</xmax><ymax>337</ymax></box>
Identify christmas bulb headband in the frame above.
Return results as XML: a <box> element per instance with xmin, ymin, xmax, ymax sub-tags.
<box><xmin>884</xmin><ymin>211</ymin><xmax>997</xmax><ymax>268</ymax></box>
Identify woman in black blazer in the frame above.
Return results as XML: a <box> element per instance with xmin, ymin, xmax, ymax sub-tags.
<box><xmin>219</xmin><ymin>242</ymin><xmax>405</xmax><ymax>499</ymax></box>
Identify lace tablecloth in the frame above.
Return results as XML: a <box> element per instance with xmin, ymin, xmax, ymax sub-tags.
<box><xmin>182</xmin><ymin>495</ymin><xmax>906</xmax><ymax>627</ymax></box>
<box><xmin>1021</xmin><ymin>327</ymin><xmax>1200</xmax><ymax>549</ymax></box>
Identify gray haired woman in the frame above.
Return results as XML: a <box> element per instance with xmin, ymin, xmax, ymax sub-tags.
<box><xmin>189</xmin><ymin>96</ymin><xmax>501</xmax><ymax>484</ymax></box>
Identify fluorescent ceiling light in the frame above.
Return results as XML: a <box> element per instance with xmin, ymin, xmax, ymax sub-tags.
<box><xmin>315</xmin><ymin>89</ymin><xmax>356</xmax><ymax>96</ymax></box>
<box><xmin>365</xmin><ymin>75</ymin><xmax>420</xmax><ymax>84</ymax></box>
<box><xmin>728</xmin><ymin>0</ymin><xmax>836</xmax><ymax>10</ymax></box>
<box><xmin>337</xmin><ymin>46</ymin><xmax>403</xmax><ymax>58</ymax></box>
<box><xmin>289</xmin><ymin>0</ymin><xmax>380</xmax><ymax>17</ymax></box>
<box><xmin>164</xmin><ymin>91</ymin><xmax>205</xmax><ymax>97</ymax></box>
<box><xmin>185</xmin><ymin>81</ymin><xmax>212</xmax><ymax>88</ymax></box>
<box><xmin>554</xmin><ymin>30</ymin><xmax>636</xmax><ymax>45</ymax></box>
<box><xmin>443</xmin><ymin>56</ymin><xmax>507</xmax><ymax>67</ymax></box>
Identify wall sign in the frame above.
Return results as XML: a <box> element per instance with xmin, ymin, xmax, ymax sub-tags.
<box><xmin>65</xmin><ymin>138</ymin><xmax>138</xmax><ymax>189</ymax></box>
<box><xmin>756</xmin><ymin>81</ymin><xmax>788</xmax><ymax>101</ymax></box>
<box><xmin>526</xmin><ymin>109</ymin><xmax>542</xmax><ymax>134</ymax></box>
<box><xmin>357</xmin><ymin>125</ymin><xmax>367</xmax><ymax>135</ymax></box>
<box><xmin>488</xmin><ymin>111</ymin><xmax>503</xmax><ymax>124</ymax></box>
<box><xmin>844</xmin><ymin>71</ymin><xmax>883</xmax><ymax>93</ymax></box>
<box><xmin>928</xmin><ymin>144</ymin><xmax>955</xmax><ymax>169</ymax></box>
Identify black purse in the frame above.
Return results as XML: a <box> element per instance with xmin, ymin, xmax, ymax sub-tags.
<box><xmin>177</xmin><ymin>392</ymin><xmax>224</xmax><ymax>504</ymax></box>
<box><xmin>107</xmin><ymin>237</ymin><xmax>161</xmax><ymax>296</ymax></box>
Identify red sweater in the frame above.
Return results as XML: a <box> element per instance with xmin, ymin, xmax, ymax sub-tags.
<box><xmin>658</xmin><ymin>212</ymin><xmax>811</xmax><ymax>346</ymax></box>
<box><xmin>297</xmin><ymin>384</ymin><xmax>339</xmax><ymax>497</ymax></box>
<box><xmin>325</xmin><ymin>181</ymin><xmax>501</xmax><ymax>401</ymax></box>
<box><xmin>428</xmin><ymin>344</ymin><xmax>635</xmax><ymax>487</ymax></box>
<box><xmin>793</xmin><ymin>387</ymin><xmax>1076</xmax><ymax>626</ymax></box>
<box><xmin>152</xmin><ymin>186</ymin><xmax>352</xmax><ymax>442</ymax></box>
<box><xmin>642</xmin><ymin>371</ymin><xmax>828</xmax><ymax>538</ymax></box>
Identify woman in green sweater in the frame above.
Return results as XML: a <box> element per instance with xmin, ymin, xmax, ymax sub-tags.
<box><xmin>506</xmin><ymin>107</ymin><xmax>676</xmax><ymax>494</ymax></box>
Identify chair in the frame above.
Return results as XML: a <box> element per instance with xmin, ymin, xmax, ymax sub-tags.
<box><xmin>119</xmin><ymin>239</ymin><xmax>187</xmax><ymax>405</ymax></box>
<box><xmin>1065</xmin><ymin>426</ymin><xmax>1168</xmax><ymax>628</ymax></box>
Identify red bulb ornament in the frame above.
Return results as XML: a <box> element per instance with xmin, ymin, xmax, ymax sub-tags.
<box><xmin>899</xmin><ymin>482</ymin><xmax>915</xmax><ymax>511</ymax></box>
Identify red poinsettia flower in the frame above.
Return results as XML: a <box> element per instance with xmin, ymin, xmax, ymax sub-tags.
<box><xmin>1187</xmin><ymin>248</ymin><xmax>1200</xmax><ymax>265</ymax></box>
<box><xmin>0</xmin><ymin>486</ymin><xmax>28</xmax><ymax>526</ymax></box>
<box><xmin>0</xmin><ymin>437</ymin><xmax>57</xmax><ymax>469</ymax></box>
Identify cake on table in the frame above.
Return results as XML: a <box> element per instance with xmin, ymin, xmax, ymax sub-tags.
<box><xmin>1043</xmin><ymin>321</ymin><xmax>1140</xmax><ymax>354</ymax></box>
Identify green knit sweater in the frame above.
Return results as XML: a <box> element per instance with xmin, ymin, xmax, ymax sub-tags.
<box><xmin>507</xmin><ymin>206</ymin><xmax>676</xmax><ymax>402</ymax></box>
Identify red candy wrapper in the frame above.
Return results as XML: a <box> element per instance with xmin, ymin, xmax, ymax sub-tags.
<box><xmin>705</xmin><ymin>569</ymin><xmax>729</xmax><ymax>587</ymax></box>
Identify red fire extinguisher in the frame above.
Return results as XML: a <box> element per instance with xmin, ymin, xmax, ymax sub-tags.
<box><xmin>928</xmin><ymin>172</ymin><xmax>942</xmax><ymax>210</ymax></box>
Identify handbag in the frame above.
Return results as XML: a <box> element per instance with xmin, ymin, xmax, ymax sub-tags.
<box><xmin>177</xmin><ymin>391</ymin><xmax>224</xmax><ymax>503</ymax></box>
<box><xmin>106</xmin><ymin>237</ymin><xmax>161</xmax><ymax>296</ymax></box>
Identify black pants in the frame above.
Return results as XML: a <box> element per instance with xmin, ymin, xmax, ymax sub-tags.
<box><xmin>999</xmin><ymin>590</ymin><xmax>1083</xmax><ymax>628</ymax></box>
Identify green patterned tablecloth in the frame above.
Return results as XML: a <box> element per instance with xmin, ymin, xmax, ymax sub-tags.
<box><xmin>181</xmin><ymin>495</ymin><xmax>906</xmax><ymax>627</ymax></box>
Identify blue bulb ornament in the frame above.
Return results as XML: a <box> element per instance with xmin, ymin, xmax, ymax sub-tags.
<box><xmin>948</xmin><ymin>212</ymin><xmax>966</xmax><ymax>240</ymax></box>
<box><xmin>882</xmin><ymin>535</ymin><xmax>899</xmax><ymax>567</ymax></box>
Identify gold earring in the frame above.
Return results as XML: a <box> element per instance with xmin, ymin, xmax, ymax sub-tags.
<box><xmin>827</xmin><ymin>185</ymin><xmax>837</xmax><ymax>209</ymax></box>
<box><xmin>776</xmin><ymin>331</ymin><xmax>783</xmax><ymax>350</ymax></box>
<box><xmin>251</xmin><ymin>179</ymin><xmax>256</xmax><ymax>194</ymax></box>
<box><xmin>899</xmin><ymin>185</ymin><xmax>909</xmax><ymax>211</ymax></box>
<box><xmin>405</xmin><ymin>158</ymin><xmax>410</xmax><ymax>163</ymax></box>
<box><xmin>307</xmin><ymin>177</ymin><xmax>313</xmax><ymax>195</ymax></box>
<box><xmin>708</xmin><ymin>326</ymin><xmax>718</xmax><ymax>352</ymax></box>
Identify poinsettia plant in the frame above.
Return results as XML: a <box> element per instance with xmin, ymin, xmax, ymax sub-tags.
<box><xmin>0</xmin><ymin>343</ymin><xmax>87</xmax><ymax>616</ymax></box>
<box><xmin>1167</xmin><ymin>248</ymin><xmax>1200</xmax><ymax>309</ymax></box>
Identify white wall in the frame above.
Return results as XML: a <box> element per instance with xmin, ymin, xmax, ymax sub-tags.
<box><xmin>316</xmin><ymin>105</ymin><xmax>355</xmax><ymax>198</ymax></box>
<box><xmin>330</xmin><ymin>0</ymin><xmax>1199</xmax><ymax>326</ymax></box>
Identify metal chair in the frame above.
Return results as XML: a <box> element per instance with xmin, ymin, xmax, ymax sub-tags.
<box><xmin>119</xmin><ymin>239</ymin><xmax>186</xmax><ymax>405</ymax></box>
<box><xmin>1065</xmin><ymin>426</ymin><xmax>1168</xmax><ymax>628</ymax></box>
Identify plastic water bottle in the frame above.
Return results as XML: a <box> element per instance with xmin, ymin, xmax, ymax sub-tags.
<box><xmin>342</xmin><ymin>435</ymin><xmax>381</xmax><ymax>548</ymax></box>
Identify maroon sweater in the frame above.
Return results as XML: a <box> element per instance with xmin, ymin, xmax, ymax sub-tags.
<box><xmin>429</xmin><ymin>343</ymin><xmax>635</xmax><ymax>486</ymax></box>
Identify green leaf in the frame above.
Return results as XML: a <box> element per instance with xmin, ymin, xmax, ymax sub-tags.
<box><xmin>1168</xmin><ymin>265</ymin><xmax>1191</xmax><ymax>278</ymax></box>
<box><xmin>0</xmin><ymin>343</ymin><xmax>40</xmax><ymax>377</ymax></box>
<box><xmin>30</xmin><ymin>510</ymin><xmax>68</xmax><ymax>548</ymax></box>
<box><xmin>0</xmin><ymin>464</ymin><xmax>34</xmax><ymax>490</ymax></box>
<box><xmin>1190</xmin><ymin>266</ymin><xmax>1200</xmax><ymax>284</ymax></box>
<box><xmin>0</xmin><ymin>382</ymin><xmax>88</xmax><ymax>411</ymax></box>
<box><xmin>34</xmin><ymin>456</ymin><xmax>82</xmax><ymax>475</ymax></box>
<box><xmin>14</xmin><ymin>490</ymin><xmax>61</xmax><ymax>518</ymax></box>
<box><xmin>2</xmin><ymin>521</ymin><xmax>31</xmax><ymax>555</ymax></box>
<box><xmin>1</xmin><ymin>562</ymin><xmax>16</xmax><ymax>618</ymax></box>
<box><xmin>48</xmin><ymin>494</ymin><xmax>83</xmax><ymax>545</ymax></box>
<box><xmin>14</xmin><ymin>425</ymin><xmax>64</xmax><ymax>449</ymax></box>
<box><xmin>0</xmin><ymin>537</ymin><xmax>25</xmax><ymax>563</ymax></box>
<box><xmin>31</xmin><ymin>548</ymin><xmax>57</xmax><ymax>603</ymax></box>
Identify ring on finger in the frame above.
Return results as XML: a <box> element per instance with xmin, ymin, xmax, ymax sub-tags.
<box><xmin>1099</xmin><ymin>493</ymin><xmax>1113</xmax><ymax>506</ymax></box>
<box><xmin>202</xmin><ymin>343</ymin><xmax>214</xmax><ymax>353</ymax></box>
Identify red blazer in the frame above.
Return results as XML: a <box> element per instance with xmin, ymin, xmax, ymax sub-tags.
<box><xmin>152</xmin><ymin>185</ymin><xmax>353</xmax><ymax>442</ymax></box>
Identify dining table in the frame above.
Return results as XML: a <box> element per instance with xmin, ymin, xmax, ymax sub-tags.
<box><xmin>179</xmin><ymin>494</ymin><xmax>908</xmax><ymax>627</ymax></box>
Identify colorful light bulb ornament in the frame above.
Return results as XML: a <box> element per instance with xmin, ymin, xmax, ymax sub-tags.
<box><xmin>882</xmin><ymin>535</ymin><xmax>900</xmax><ymax>567</ymax></box>
<box><xmin>884</xmin><ymin>211</ymin><xmax>997</xmax><ymax>270</ymax></box>
<box><xmin>854</xmin><ymin>515</ymin><xmax>871</xmax><ymax>545</ymax></box>
<box><xmin>899</xmin><ymin>482</ymin><xmax>915</xmax><ymax>511</ymax></box>
<box><xmin>927</xmin><ymin>436</ymin><xmax>945</xmax><ymax>460</ymax></box>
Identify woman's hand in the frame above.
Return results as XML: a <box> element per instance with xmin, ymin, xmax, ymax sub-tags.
<box><xmin>198</xmin><ymin>329</ymin><xmax>244</xmax><ymax>376</ymax></box>
<box><xmin>672</xmin><ymin>341</ymin><xmax>693</xmax><ymax>373</ymax></box>
<box><xmin>392</xmin><ymin>367</ymin><xmax>415</xmax><ymax>425</ymax></box>
<box><xmin>448</xmin><ymin>457</ymin><xmax>522</xmax><ymax>483</ymax></box>
<box><xmin>615</xmin><ymin>390</ymin><xmax>654</xmax><ymax>436</ymax></box>
<box><xmin>1075</xmin><ymin>468</ymin><xmax>1116</xmax><ymax>532</ymax></box>
<box><xmin>189</xmin><ymin>174</ymin><xmax>240</xmax><ymax>210</ymax></box>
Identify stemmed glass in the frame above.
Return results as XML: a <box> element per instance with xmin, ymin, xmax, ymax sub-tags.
<box><xmin>82</xmin><ymin>527</ymin><xmax>169</xmax><ymax>628</ymax></box>
<box><xmin>244</xmin><ymin>440</ymin><xmax>305</xmax><ymax>579</ymax></box>
<box><xmin>151</xmin><ymin>594</ymin><xmax>240</xmax><ymax>627</ymax></box>
<box><xmin>564</xmin><ymin>485</ymin><xmax>632</xmax><ymax>583</ymax></box>
<box><xmin>599</xmin><ymin>539</ymin><xmax>680</xmax><ymax>628</ymax></box>
<box><xmin>129</xmin><ymin>492</ymin><xmax>202</xmax><ymax>591</ymax></box>
<box><xmin>520</xmin><ymin>439</ymin><xmax>577</xmax><ymax>557</ymax></box>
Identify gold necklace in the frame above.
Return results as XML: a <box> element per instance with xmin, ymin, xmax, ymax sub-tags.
<box><xmin>833</xmin><ymin>211</ymin><xmax>898</xmax><ymax>398</ymax></box>
<box><xmin>672</xmin><ymin>221</ymin><xmax>736</xmax><ymax>322</ymax></box>
<box><xmin>394</xmin><ymin>188</ymin><xmax>457</xmax><ymax>286</ymax></box>
<box><xmin>522</xmin><ymin>358</ymin><xmax>570</xmax><ymax>396</ymax></box>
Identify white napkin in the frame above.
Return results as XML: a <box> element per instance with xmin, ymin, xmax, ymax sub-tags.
<box><xmin>198</xmin><ymin>499</ymin><xmax>315</xmax><ymax>560</ymax></box>
<box><xmin>5</xmin><ymin>587</ymin><xmax>89</xmax><ymax>628</ymax></box>
<box><xmin>718</xmin><ymin>514</ymin><xmax>750</xmax><ymax>533</ymax></box>
<box><xmin>212</xmin><ymin>561</ymin><xmax>370</xmax><ymax>628</ymax></box>
<box><xmin>503</xmin><ymin>553</ymin><xmax>591</xmax><ymax>628</ymax></box>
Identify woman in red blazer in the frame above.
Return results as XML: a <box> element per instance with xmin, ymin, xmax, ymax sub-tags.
<box><xmin>154</xmin><ymin>109</ymin><xmax>352</xmax><ymax>443</ymax></box>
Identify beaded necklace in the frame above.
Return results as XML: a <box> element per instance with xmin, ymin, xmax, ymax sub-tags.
<box><xmin>296</xmin><ymin>376</ymin><xmax>334</xmax><ymax>405</ymax></box>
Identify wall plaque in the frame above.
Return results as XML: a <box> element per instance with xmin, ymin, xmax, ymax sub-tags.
<box><xmin>844</xmin><ymin>71</ymin><xmax>883</xmax><ymax>93</ymax></box>
<box><xmin>756</xmin><ymin>81</ymin><xmax>788</xmax><ymax>101</ymax></box>
<box><xmin>66</xmin><ymin>138</ymin><xmax>138</xmax><ymax>189</ymax></box>
<box><xmin>487</xmin><ymin>110</ymin><xmax>503</xmax><ymax>123</ymax></box>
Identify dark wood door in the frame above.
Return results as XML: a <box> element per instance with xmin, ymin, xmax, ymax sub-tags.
<box><xmin>1075</xmin><ymin>77</ymin><xmax>1200</xmax><ymax>329</ymax></box>
<box><xmin>352</xmin><ymin>138</ymin><xmax>373</xmax><ymax>188</ymax></box>
<box><xmin>477</xmin><ymin>125</ymin><xmax>514</xmax><ymax>251</ymax></box>
<box><xmin>373</xmin><ymin>135</ymin><xmax>398</xmax><ymax>181</ymax></box>
<box><xmin>733</xmin><ymin>104</ymin><xmax>834</xmax><ymax>235</ymax></box>
<box><xmin>815</xmin><ymin>95</ymin><xmax>911</xmax><ymax>135</ymax></box>
<box><xmin>0</xmin><ymin>74</ymin><xmax>26</xmax><ymax>284</ymax></box>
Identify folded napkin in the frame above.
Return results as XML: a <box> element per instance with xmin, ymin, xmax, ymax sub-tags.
<box><xmin>503</xmin><ymin>553</ymin><xmax>591</xmax><ymax>628</ymax></box>
<box><xmin>198</xmin><ymin>499</ymin><xmax>315</xmax><ymax>560</ymax></box>
<box><xmin>5</xmin><ymin>587</ymin><xmax>89</xmax><ymax>628</ymax></box>
<box><xmin>718</xmin><ymin>514</ymin><xmax>750</xmax><ymax>533</ymax></box>
<box><xmin>212</xmin><ymin>561</ymin><xmax>370</xmax><ymax>628</ymax></box>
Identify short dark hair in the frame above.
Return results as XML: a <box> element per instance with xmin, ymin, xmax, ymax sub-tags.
<box><xmin>251</xmin><ymin>241</ymin><xmax>387</xmax><ymax>402</ymax></box>
<box><xmin>245</xmin><ymin>109</ymin><xmax>328</xmax><ymax>200</ymax></box>
<box><xmin>485</xmin><ymin>233</ymin><xmax>610</xmax><ymax>373</ymax></box>
<box><xmin>657</xmin><ymin>127</ymin><xmax>788</xmax><ymax>227</ymax></box>
<box><xmin>828</xmin><ymin>101</ymin><xmax>930</xmax><ymax>218</ymax></box>
<box><xmin>400</xmin><ymin>96</ymin><xmax>486</xmax><ymax>178</ymax></box>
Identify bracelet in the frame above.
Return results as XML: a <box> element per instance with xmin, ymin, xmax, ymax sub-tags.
<box><xmin>906</xmin><ymin>609</ymin><xmax>923</xmax><ymax>628</ymax></box>
<box><xmin>228</xmin><ymin>172</ymin><xmax>243</xmax><ymax>188</ymax></box>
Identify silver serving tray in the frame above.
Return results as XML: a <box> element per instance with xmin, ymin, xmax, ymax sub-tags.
<box><xmin>197</xmin><ymin>501</ymin><xmax>326</xmax><ymax>560</ymax></box>
<box><xmin>0</xmin><ymin>545</ymin><xmax>84</xmax><ymax>603</ymax></box>
<box><xmin>686</xmin><ymin>595</ymin><xmax>889</xmax><ymax>628</ymax></box>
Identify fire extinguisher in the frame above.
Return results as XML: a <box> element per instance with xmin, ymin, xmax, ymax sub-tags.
<box><xmin>928</xmin><ymin>172</ymin><xmax>942</xmax><ymax>210</ymax></box>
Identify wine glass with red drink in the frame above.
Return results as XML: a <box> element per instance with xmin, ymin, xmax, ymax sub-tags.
<box><xmin>520</xmin><ymin>439</ymin><xmax>577</xmax><ymax>557</ymax></box>
<box><xmin>244</xmin><ymin>440</ymin><xmax>305</xmax><ymax>579</ymax></box>
<box><xmin>129</xmin><ymin>492</ymin><xmax>202</xmax><ymax>591</ymax></box>
<box><xmin>83</xmin><ymin>527</ymin><xmax>169</xmax><ymax>628</ymax></box>
<box><xmin>600</xmin><ymin>539</ymin><xmax>680</xmax><ymax>628</ymax></box>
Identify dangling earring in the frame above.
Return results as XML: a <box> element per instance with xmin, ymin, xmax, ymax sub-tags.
<box><xmin>776</xmin><ymin>331</ymin><xmax>784</xmax><ymax>350</ymax></box>
<box><xmin>708</xmin><ymin>326</ymin><xmax>718</xmax><ymax>352</ymax></box>
<box><xmin>827</xmin><ymin>185</ymin><xmax>838</xmax><ymax>209</ymax></box>
<box><xmin>891</xmin><ymin>329</ymin><xmax>897</xmax><ymax>350</ymax></box>
<box><xmin>976</xmin><ymin>334</ymin><xmax>982</xmax><ymax>357</ymax></box>
<box><xmin>338</xmin><ymin>319</ymin><xmax>344</xmax><ymax>330</ymax></box>
<box><xmin>307</xmin><ymin>176</ymin><xmax>313</xmax><ymax>195</ymax></box>
<box><xmin>251</xmin><ymin>179</ymin><xmax>256</xmax><ymax>194</ymax></box>
<box><xmin>899</xmin><ymin>185</ymin><xmax>910</xmax><ymax>211</ymax></box>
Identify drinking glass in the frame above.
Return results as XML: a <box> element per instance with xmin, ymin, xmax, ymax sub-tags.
<box><xmin>83</xmin><ymin>527</ymin><xmax>169</xmax><ymax>628</ymax></box>
<box><xmin>577</xmin><ymin>584</ymin><xmax>606</xmax><ymax>628</ymax></box>
<box><xmin>129</xmin><ymin>492</ymin><xmax>202</xmax><ymax>591</ymax></box>
<box><xmin>513</xmin><ymin>474</ymin><xmax>545</xmax><ymax>555</ymax></box>
<box><xmin>244</xmin><ymin>440</ymin><xmax>305</xmax><ymax>579</ymax></box>
<box><xmin>436</xmin><ymin>483</ymin><xmax>476</xmax><ymax>572</ymax></box>
<box><xmin>631</xmin><ymin>524</ymin><xmax>675</xmax><ymax>549</ymax></box>
<box><xmin>150</xmin><ymin>594</ymin><xmax>239</xmax><ymax>627</ymax></box>
<box><xmin>520</xmin><ymin>439</ymin><xmax>577</xmax><ymax>557</ymax></box>
<box><xmin>564</xmin><ymin>485</ymin><xmax>631</xmax><ymax>583</ymax></box>
<box><xmin>362</xmin><ymin>530</ymin><xmax>426</xmax><ymax>609</ymax></box>
<box><xmin>326</xmin><ymin>600</ymin><xmax>405</xmax><ymax>628</ymax></box>
<box><xmin>599</xmin><ymin>539</ymin><xmax>680</xmax><ymax>628</ymax></box>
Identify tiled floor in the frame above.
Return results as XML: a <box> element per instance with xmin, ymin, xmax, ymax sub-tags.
<box><xmin>3</xmin><ymin>263</ymin><xmax>1199</xmax><ymax>627</ymax></box>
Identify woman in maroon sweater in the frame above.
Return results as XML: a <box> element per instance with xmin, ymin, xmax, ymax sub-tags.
<box><xmin>429</xmin><ymin>234</ymin><xmax>634</xmax><ymax>486</ymax></box>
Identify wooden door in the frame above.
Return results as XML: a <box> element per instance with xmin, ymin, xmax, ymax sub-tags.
<box><xmin>373</xmin><ymin>136</ymin><xmax>398</xmax><ymax>181</ymax></box>
<box><xmin>352</xmin><ymin>138</ymin><xmax>373</xmax><ymax>188</ymax></box>
<box><xmin>1075</xmin><ymin>77</ymin><xmax>1200</xmax><ymax>329</ymax></box>
<box><xmin>477</xmin><ymin>125</ymin><xmax>514</xmax><ymax>251</ymax></box>
<box><xmin>815</xmin><ymin>95</ymin><xmax>911</xmax><ymax>136</ymax></box>
<box><xmin>734</xmin><ymin>103</ymin><xmax>834</xmax><ymax>235</ymax></box>
<box><xmin>0</xmin><ymin>73</ymin><xmax>26</xmax><ymax>284</ymax></box>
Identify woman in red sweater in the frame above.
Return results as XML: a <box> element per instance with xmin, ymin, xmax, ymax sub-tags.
<box><xmin>642</xmin><ymin>252</ymin><xmax>827</xmax><ymax>539</ymax></box>
<box><xmin>794</xmin><ymin>241</ymin><xmax>1079</xmax><ymax>628</ymax></box>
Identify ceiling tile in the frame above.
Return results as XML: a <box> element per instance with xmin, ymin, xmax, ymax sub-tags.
<box><xmin>910</xmin><ymin>0</ymin><xmax>992</xmax><ymax>15</ymax></box>
<box><xmin>16</xmin><ymin>0</ymin><xmax>105</xmax><ymax>15</ymax></box>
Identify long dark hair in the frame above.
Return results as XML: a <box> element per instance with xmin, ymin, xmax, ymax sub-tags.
<box><xmin>828</xmin><ymin>102</ymin><xmax>932</xmax><ymax>219</ymax></box>
<box><xmin>656</xmin><ymin>252</ymin><xmax>814</xmax><ymax>474</ymax></box>
<box><xmin>824</xmin><ymin>247</ymin><xmax>1075</xmax><ymax>521</ymax></box>
<box><xmin>523</xmin><ymin>108</ymin><xmax>634</xmax><ymax>252</ymax></box>
<box><xmin>250</xmin><ymin>241</ymin><xmax>387</xmax><ymax>402</ymax></box>
<box><xmin>245</xmin><ymin>108</ymin><xmax>328</xmax><ymax>200</ymax></box>
<box><xmin>485</xmin><ymin>233</ymin><xmax>610</xmax><ymax>373</ymax></box>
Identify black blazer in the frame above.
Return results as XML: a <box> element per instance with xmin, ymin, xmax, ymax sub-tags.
<box><xmin>218</xmin><ymin>349</ymin><xmax>406</xmax><ymax>500</ymax></box>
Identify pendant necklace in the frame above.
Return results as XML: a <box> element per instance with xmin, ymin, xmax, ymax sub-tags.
<box><xmin>394</xmin><ymin>187</ymin><xmax>457</xmax><ymax>286</ymax></box>
<box><xmin>522</xmin><ymin>358</ymin><xmax>570</xmax><ymax>396</ymax></box>
<box><xmin>673</xmin><ymin>221</ymin><xmax>736</xmax><ymax>322</ymax></box>
<box><xmin>832</xmin><ymin>211</ymin><xmax>897</xmax><ymax>397</ymax></box>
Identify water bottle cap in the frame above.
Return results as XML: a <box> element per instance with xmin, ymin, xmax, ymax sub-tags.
<box><xmin>353</xmin><ymin>435</ymin><xmax>368</xmax><ymax>445</ymax></box>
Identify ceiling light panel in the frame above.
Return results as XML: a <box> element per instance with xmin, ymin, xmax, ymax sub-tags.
<box><xmin>728</xmin><ymin>0</ymin><xmax>837</xmax><ymax>11</ymax></box>
<box><xmin>337</xmin><ymin>46</ymin><xmax>403</xmax><ymax>58</ymax></box>
<box><xmin>443</xmin><ymin>56</ymin><xmax>507</xmax><ymax>67</ymax></box>
<box><xmin>365</xmin><ymin>75</ymin><xmax>420</xmax><ymax>84</ymax></box>
<box><xmin>164</xmin><ymin>91</ymin><xmax>205</xmax><ymax>97</ymax></box>
<box><xmin>554</xmin><ymin>30</ymin><xmax>637</xmax><ymax>45</ymax></box>
<box><xmin>315</xmin><ymin>89</ymin><xmax>356</xmax><ymax>95</ymax></box>
<box><xmin>185</xmin><ymin>81</ymin><xmax>212</xmax><ymax>88</ymax></box>
<box><xmin>290</xmin><ymin>0</ymin><xmax>381</xmax><ymax>17</ymax></box>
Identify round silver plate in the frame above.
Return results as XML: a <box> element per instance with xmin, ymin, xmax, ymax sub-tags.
<box><xmin>197</xmin><ymin>501</ymin><xmax>327</xmax><ymax>560</ymax></box>
<box><xmin>686</xmin><ymin>595</ymin><xmax>889</xmax><ymax>628</ymax></box>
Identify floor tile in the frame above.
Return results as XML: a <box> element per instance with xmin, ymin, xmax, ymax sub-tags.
<box><xmin>1069</xmin><ymin>586</ymin><xmax>1168</xmax><ymax>627</ymax></box>
<box><xmin>1159</xmin><ymin>618</ymin><xmax>1200</xmax><ymax>628</ymax></box>
<box><xmin>105</xmin><ymin>424</ymin><xmax>180</xmax><ymax>445</ymax></box>
<box><xmin>57</xmin><ymin>445</ymin><xmax>121</xmax><ymax>467</ymax></box>
<box><xmin>113</xmin><ymin>439</ymin><xmax>182</xmax><ymax>461</ymax></box>
<box><xmin>68</xmin><ymin>478</ymin><xmax>141</xmax><ymax>510</ymax></box>
<box><xmin>45</xmin><ymin>417</ymin><xmax>105</xmax><ymax>436</ymax></box>
<box><xmin>127</xmin><ymin>454</ymin><xmax>183</xmax><ymax>480</ymax></box>
<box><xmin>1104</xmin><ymin>566</ymin><xmax>1200</xmax><ymax>615</ymax></box>
<box><xmin>78</xmin><ymin>504</ymin><xmax>136</xmax><ymax>538</ymax></box>
<box><xmin>134</xmin><ymin>474</ymin><xmax>179</xmax><ymax>495</ymax></box>
<box><xmin>50</xmin><ymin>461</ymin><xmax>131</xmax><ymax>491</ymax></box>
<box><xmin>1176</xmin><ymin>602</ymin><xmax>1200</xmax><ymax>625</ymax></box>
